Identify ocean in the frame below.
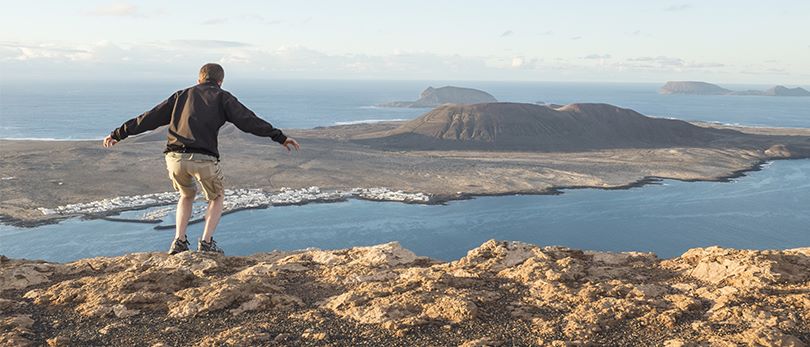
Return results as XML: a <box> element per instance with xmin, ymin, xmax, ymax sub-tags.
<box><xmin>1</xmin><ymin>80</ymin><xmax>809</xmax><ymax>261</ymax></box>
<box><xmin>3</xmin><ymin>80</ymin><xmax>810</xmax><ymax>140</ymax></box>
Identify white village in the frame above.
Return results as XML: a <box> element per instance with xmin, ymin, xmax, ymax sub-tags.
<box><xmin>37</xmin><ymin>186</ymin><xmax>431</xmax><ymax>222</ymax></box>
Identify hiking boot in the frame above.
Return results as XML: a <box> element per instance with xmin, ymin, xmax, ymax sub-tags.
<box><xmin>198</xmin><ymin>238</ymin><xmax>224</xmax><ymax>254</ymax></box>
<box><xmin>168</xmin><ymin>237</ymin><xmax>190</xmax><ymax>255</ymax></box>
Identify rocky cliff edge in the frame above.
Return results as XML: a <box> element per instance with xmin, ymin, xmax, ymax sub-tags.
<box><xmin>2</xmin><ymin>240</ymin><xmax>809</xmax><ymax>346</ymax></box>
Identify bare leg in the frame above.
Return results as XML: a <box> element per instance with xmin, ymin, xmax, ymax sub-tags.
<box><xmin>202</xmin><ymin>195</ymin><xmax>224</xmax><ymax>242</ymax></box>
<box><xmin>175</xmin><ymin>196</ymin><xmax>195</xmax><ymax>241</ymax></box>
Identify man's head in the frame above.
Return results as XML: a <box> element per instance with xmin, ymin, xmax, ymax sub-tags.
<box><xmin>198</xmin><ymin>63</ymin><xmax>224</xmax><ymax>85</ymax></box>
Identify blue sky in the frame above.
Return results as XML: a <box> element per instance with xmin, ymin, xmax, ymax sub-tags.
<box><xmin>1</xmin><ymin>0</ymin><xmax>808</xmax><ymax>83</ymax></box>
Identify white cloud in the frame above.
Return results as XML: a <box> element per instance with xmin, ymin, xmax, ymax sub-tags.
<box><xmin>87</xmin><ymin>2</ymin><xmax>140</xmax><ymax>17</ymax></box>
<box><xmin>628</xmin><ymin>56</ymin><xmax>684</xmax><ymax>66</ymax></box>
<box><xmin>740</xmin><ymin>68</ymin><xmax>789</xmax><ymax>76</ymax></box>
<box><xmin>664</xmin><ymin>4</ymin><xmax>691</xmax><ymax>12</ymax></box>
<box><xmin>582</xmin><ymin>54</ymin><xmax>612</xmax><ymax>60</ymax></box>
<box><xmin>0</xmin><ymin>42</ymin><xmax>92</xmax><ymax>61</ymax></box>
<box><xmin>620</xmin><ymin>56</ymin><xmax>725</xmax><ymax>71</ymax></box>
<box><xmin>0</xmin><ymin>40</ymin><xmax>798</xmax><ymax>84</ymax></box>
<box><xmin>242</xmin><ymin>15</ymin><xmax>282</xmax><ymax>25</ymax></box>
<box><xmin>0</xmin><ymin>40</ymin><xmax>516</xmax><ymax>80</ymax></box>
<box><xmin>201</xmin><ymin>15</ymin><xmax>282</xmax><ymax>26</ymax></box>
<box><xmin>218</xmin><ymin>53</ymin><xmax>252</xmax><ymax>65</ymax></box>
<box><xmin>169</xmin><ymin>40</ymin><xmax>252</xmax><ymax>48</ymax></box>
<box><xmin>201</xmin><ymin>18</ymin><xmax>228</xmax><ymax>25</ymax></box>
<box><xmin>509</xmin><ymin>56</ymin><xmax>539</xmax><ymax>69</ymax></box>
<box><xmin>500</xmin><ymin>30</ymin><xmax>514</xmax><ymax>38</ymax></box>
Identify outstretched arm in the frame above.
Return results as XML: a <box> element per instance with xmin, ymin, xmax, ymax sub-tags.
<box><xmin>223</xmin><ymin>93</ymin><xmax>287</xmax><ymax>143</ymax></box>
<box><xmin>102</xmin><ymin>93</ymin><xmax>176</xmax><ymax>147</ymax></box>
<box><xmin>223</xmin><ymin>93</ymin><xmax>299</xmax><ymax>151</ymax></box>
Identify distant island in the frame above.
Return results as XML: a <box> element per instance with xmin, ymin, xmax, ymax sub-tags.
<box><xmin>356</xmin><ymin>102</ymin><xmax>730</xmax><ymax>151</ymax></box>
<box><xmin>660</xmin><ymin>81</ymin><xmax>810</xmax><ymax>96</ymax></box>
<box><xmin>659</xmin><ymin>81</ymin><xmax>733</xmax><ymax>95</ymax></box>
<box><xmin>377</xmin><ymin>86</ymin><xmax>498</xmax><ymax>108</ymax></box>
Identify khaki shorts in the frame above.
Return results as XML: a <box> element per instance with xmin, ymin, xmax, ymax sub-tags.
<box><xmin>164</xmin><ymin>152</ymin><xmax>224</xmax><ymax>201</ymax></box>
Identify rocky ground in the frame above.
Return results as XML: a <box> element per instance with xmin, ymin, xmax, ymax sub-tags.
<box><xmin>1</xmin><ymin>240</ymin><xmax>808</xmax><ymax>346</ymax></box>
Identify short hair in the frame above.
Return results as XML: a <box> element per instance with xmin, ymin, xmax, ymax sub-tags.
<box><xmin>199</xmin><ymin>63</ymin><xmax>224</xmax><ymax>83</ymax></box>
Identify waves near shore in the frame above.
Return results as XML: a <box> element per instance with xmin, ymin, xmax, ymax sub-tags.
<box><xmin>2</xmin><ymin>240</ymin><xmax>808</xmax><ymax>346</ymax></box>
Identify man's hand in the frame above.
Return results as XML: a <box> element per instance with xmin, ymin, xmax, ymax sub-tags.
<box><xmin>103</xmin><ymin>135</ymin><xmax>118</xmax><ymax>148</ymax></box>
<box><xmin>282</xmin><ymin>138</ymin><xmax>300</xmax><ymax>152</ymax></box>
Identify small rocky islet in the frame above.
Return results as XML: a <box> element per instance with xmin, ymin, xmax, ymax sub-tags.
<box><xmin>2</xmin><ymin>240</ymin><xmax>808</xmax><ymax>346</ymax></box>
<box><xmin>376</xmin><ymin>86</ymin><xmax>498</xmax><ymax>108</ymax></box>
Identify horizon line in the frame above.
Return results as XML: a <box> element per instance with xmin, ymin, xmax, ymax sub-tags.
<box><xmin>3</xmin><ymin>77</ymin><xmax>807</xmax><ymax>87</ymax></box>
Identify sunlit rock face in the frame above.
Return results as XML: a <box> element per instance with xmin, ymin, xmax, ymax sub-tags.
<box><xmin>3</xmin><ymin>241</ymin><xmax>808</xmax><ymax>345</ymax></box>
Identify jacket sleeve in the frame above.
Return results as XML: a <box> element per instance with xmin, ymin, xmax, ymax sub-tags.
<box><xmin>110</xmin><ymin>93</ymin><xmax>176</xmax><ymax>141</ymax></box>
<box><xmin>223</xmin><ymin>93</ymin><xmax>287</xmax><ymax>144</ymax></box>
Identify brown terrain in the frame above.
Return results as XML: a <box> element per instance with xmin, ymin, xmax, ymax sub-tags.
<box><xmin>355</xmin><ymin>103</ymin><xmax>733</xmax><ymax>150</ymax></box>
<box><xmin>3</xmin><ymin>102</ymin><xmax>810</xmax><ymax>226</ymax></box>
<box><xmin>2</xmin><ymin>240</ymin><xmax>808</xmax><ymax>346</ymax></box>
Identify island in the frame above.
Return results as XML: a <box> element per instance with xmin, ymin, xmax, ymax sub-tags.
<box><xmin>659</xmin><ymin>81</ymin><xmax>733</xmax><ymax>95</ymax></box>
<box><xmin>660</xmin><ymin>81</ymin><xmax>810</xmax><ymax>96</ymax></box>
<box><xmin>376</xmin><ymin>86</ymin><xmax>498</xmax><ymax>108</ymax></box>
<box><xmin>761</xmin><ymin>85</ymin><xmax>810</xmax><ymax>96</ymax></box>
<box><xmin>3</xmin><ymin>102</ymin><xmax>810</xmax><ymax>226</ymax></box>
<box><xmin>355</xmin><ymin>102</ymin><xmax>733</xmax><ymax>151</ymax></box>
<box><xmin>2</xmin><ymin>240</ymin><xmax>808</xmax><ymax>345</ymax></box>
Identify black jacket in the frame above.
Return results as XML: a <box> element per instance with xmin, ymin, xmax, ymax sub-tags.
<box><xmin>110</xmin><ymin>81</ymin><xmax>287</xmax><ymax>158</ymax></box>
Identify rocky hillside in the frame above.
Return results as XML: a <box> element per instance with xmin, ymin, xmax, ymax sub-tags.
<box><xmin>2</xmin><ymin>240</ymin><xmax>808</xmax><ymax>346</ymax></box>
<box><xmin>356</xmin><ymin>102</ymin><xmax>734</xmax><ymax>151</ymax></box>
<box><xmin>378</xmin><ymin>86</ymin><xmax>498</xmax><ymax>108</ymax></box>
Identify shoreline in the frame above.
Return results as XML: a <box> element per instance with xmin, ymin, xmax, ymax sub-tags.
<box><xmin>428</xmin><ymin>157</ymin><xmax>775</xmax><ymax>203</ymax></box>
<box><xmin>0</xmin><ymin>158</ymin><xmax>781</xmax><ymax>229</ymax></box>
<box><xmin>4</xmin><ymin>119</ymin><xmax>810</xmax><ymax>229</ymax></box>
<box><xmin>7</xmin><ymin>118</ymin><xmax>810</xmax><ymax>143</ymax></box>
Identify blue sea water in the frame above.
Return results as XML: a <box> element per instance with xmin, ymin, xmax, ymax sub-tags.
<box><xmin>1</xmin><ymin>80</ymin><xmax>809</xmax><ymax>262</ymax></box>
<box><xmin>1</xmin><ymin>159</ymin><xmax>809</xmax><ymax>262</ymax></box>
<box><xmin>2</xmin><ymin>80</ymin><xmax>809</xmax><ymax>139</ymax></box>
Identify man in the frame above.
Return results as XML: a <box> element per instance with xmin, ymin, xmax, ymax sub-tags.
<box><xmin>103</xmin><ymin>63</ymin><xmax>300</xmax><ymax>255</ymax></box>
